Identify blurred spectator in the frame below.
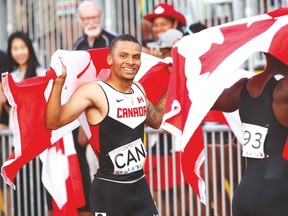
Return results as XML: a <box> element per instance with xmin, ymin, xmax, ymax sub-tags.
<box><xmin>7</xmin><ymin>33</ymin><xmax>46</xmax><ymax>80</ymax></box>
<box><xmin>0</xmin><ymin>50</ymin><xmax>13</xmax><ymax>129</ymax></box>
<box><xmin>7</xmin><ymin>31</ymin><xmax>47</xmax><ymax>216</ymax></box>
<box><xmin>142</xmin><ymin>2</ymin><xmax>186</xmax><ymax>57</ymax></box>
<box><xmin>73</xmin><ymin>0</ymin><xmax>116</xmax><ymax>50</ymax></box>
<box><xmin>72</xmin><ymin>1</ymin><xmax>116</xmax><ymax>215</ymax></box>
<box><xmin>147</xmin><ymin>28</ymin><xmax>183</xmax><ymax>58</ymax></box>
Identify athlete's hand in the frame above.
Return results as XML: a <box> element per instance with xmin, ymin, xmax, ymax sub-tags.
<box><xmin>54</xmin><ymin>57</ymin><xmax>67</xmax><ymax>84</ymax></box>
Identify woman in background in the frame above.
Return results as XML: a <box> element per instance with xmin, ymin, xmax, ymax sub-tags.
<box><xmin>7</xmin><ymin>31</ymin><xmax>46</xmax><ymax>80</ymax></box>
<box><xmin>142</xmin><ymin>2</ymin><xmax>186</xmax><ymax>57</ymax></box>
<box><xmin>7</xmin><ymin>31</ymin><xmax>47</xmax><ymax>216</ymax></box>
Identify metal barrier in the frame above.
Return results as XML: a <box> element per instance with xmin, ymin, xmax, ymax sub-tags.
<box><xmin>11</xmin><ymin>159</ymin><xmax>48</xmax><ymax>216</ymax></box>
<box><xmin>0</xmin><ymin>129</ymin><xmax>48</xmax><ymax>216</ymax></box>
<box><xmin>145</xmin><ymin>124</ymin><xmax>245</xmax><ymax>216</ymax></box>
<box><xmin>0</xmin><ymin>124</ymin><xmax>244</xmax><ymax>216</ymax></box>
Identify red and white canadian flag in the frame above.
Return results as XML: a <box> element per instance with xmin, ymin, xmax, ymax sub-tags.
<box><xmin>162</xmin><ymin>7</ymin><xmax>288</xmax><ymax>204</ymax></box>
<box><xmin>1</xmin><ymin>47</ymin><xmax>171</xmax><ymax>214</ymax></box>
<box><xmin>40</xmin><ymin>133</ymin><xmax>84</xmax><ymax>215</ymax></box>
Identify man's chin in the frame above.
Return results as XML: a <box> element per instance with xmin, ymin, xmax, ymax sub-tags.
<box><xmin>123</xmin><ymin>76</ymin><xmax>136</xmax><ymax>82</ymax></box>
<box><xmin>84</xmin><ymin>29</ymin><xmax>102</xmax><ymax>38</ymax></box>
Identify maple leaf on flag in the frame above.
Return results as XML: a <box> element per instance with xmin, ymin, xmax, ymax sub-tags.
<box><xmin>162</xmin><ymin>7</ymin><xmax>288</xmax><ymax>204</ymax></box>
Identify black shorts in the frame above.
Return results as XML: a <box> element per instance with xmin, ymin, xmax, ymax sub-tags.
<box><xmin>232</xmin><ymin>176</ymin><xmax>288</xmax><ymax>216</ymax></box>
<box><xmin>90</xmin><ymin>176</ymin><xmax>158</xmax><ymax>216</ymax></box>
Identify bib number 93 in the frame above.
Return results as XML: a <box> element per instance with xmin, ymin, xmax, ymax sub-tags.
<box><xmin>241</xmin><ymin>123</ymin><xmax>268</xmax><ymax>159</ymax></box>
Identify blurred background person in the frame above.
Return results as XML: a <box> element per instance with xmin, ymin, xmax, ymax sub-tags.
<box><xmin>7</xmin><ymin>32</ymin><xmax>46</xmax><ymax>80</ymax></box>
<box><xmin>146</xmin><ymin>28</ymin><xmax>183</xmax><ymax>59</ymax></box>
<box><xmin>7</xmin><ymin>31</ymin><xmax>47</xmax><ymax>216</ymax></box>
<box><xmin>72</xmin><ymin>1</ymin><xmax>117</xmax><ymax>215</ymax></box>
<box><xmin>142</xmin><ymin>2</ymin><xmax>186</xmax><ymax>57</ymax></box>
<box><xmin>73</xmin><ymin>0</ymin><xmax>116</xmax><ymax>50</ymax></box>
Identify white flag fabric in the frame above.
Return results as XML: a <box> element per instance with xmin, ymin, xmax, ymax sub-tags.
<box><xmin>163</xmin><ymin>7</ymin><xmax>288</xmax><ymax>203</ymax></box>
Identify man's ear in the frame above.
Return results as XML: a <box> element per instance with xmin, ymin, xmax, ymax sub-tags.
<box><xmin>107</xmin><ymin>54</ymin><xmax>112</xmax><ymax>65</ymax></box>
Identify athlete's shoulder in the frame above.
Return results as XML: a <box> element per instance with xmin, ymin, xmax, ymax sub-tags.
<box><xmin>78</xmin><ymin>81</ymin><xmax>103</xmax><ymax>93</ymax></box>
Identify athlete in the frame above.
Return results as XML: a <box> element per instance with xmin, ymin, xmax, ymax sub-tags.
<box><xmin>73</xmin><ymin>2</ymin><xmax>117</xmax><ymax>214</ymax></box>
<box><xmin>212</xmin><ymin>52</ymin><xmax>288</xmax><ymax>216</ymax></box>
<box><xmin>45</xmin><ymin>34</ymin><xmax>166</xmax><ymax>216</ymax></box>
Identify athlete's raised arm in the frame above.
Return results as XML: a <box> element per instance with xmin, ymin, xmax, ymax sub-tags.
<box><xmin>45</xmin><ymin>64</ymin><xmax>94</xmax><ymax>130</ymax></box>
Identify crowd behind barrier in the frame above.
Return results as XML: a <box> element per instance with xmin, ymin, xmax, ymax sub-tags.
<box><xmin>0</xmin><ymin>125</ymin><xmax>244</xmax><ymax>216</ymax></box>
<box><xmin>0</xmin><ymin>1</ymin><xmax>287</xmax><ymax>215</ymax></box>
<box><xmin>0</xmin><ymin>0</ymin><xmax>287</xmax><ymax>71</ymax></box>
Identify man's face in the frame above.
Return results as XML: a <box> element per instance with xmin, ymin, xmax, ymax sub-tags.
<box><xmin>79</xmin><ymin>7</ymin><xmax>102</xmax><ymax>37</ymax></box>
<box><xmin>11</xmin><ymin>38</ymin><xmax>29</xmax><ymax>67</ymax></box>
<box><xmin>108</xmin><ymin>41</ymin><xmax>141</xmax><ymax>81</ymax></box>
<box><xmin>152</xmin><ymin>17</ymin><xmax>175</xmax><ymax>41</ymax></box>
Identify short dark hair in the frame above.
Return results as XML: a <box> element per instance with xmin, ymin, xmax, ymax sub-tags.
<box><xmin>109</xmin><ymin>34</ymin><xmax>141</xmax><ymax>53</ymax></box>
<box><xmin>184</xmin><ymin>22</ymin><xmax>207</xmax><ymax>36</ymax></box>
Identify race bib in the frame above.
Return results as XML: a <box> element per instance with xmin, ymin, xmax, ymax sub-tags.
<box><xmin>108</xmin><ymin>138</ymin><xmax>146</xmax><ymax>175</ymax></box>
<box><xmin>241</xmin><ymin>123</ymin><xmax>268</xmax><ymax>159</ymax></box>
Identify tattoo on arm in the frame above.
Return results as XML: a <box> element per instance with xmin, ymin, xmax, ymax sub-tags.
<box><xmin>146</xmin><ymin>90</ymin><xmax>167</xmax><ymax>129</ymax></box>
<box><xmin>146</xmin><ymin>100</ymin><xmax>158</xmax><ymax>123</ymax></box>
<box><xmin>155</xmin><ymin>90</ymin><xmax>167</xmax><ymax>113</ymax></box>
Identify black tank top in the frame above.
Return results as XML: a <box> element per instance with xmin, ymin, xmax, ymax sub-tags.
<box><xmin>239</xmin><ymin>75</ymin><xmax>288</xmax><ymax>178</ymax></box>
<box><xmin>89</xmin><ymin>81</ymin><xmax>147</xmax><ymax>182</ymax></box>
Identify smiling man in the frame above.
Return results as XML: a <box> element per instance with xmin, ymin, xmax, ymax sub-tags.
<box><xmin>73</xmin><ymin>2</ymin><xmax>117</xmax><ymax>214</ymax></box>
<box><xmin>45</xmin><ymin>34</ymin><xmax>167</xmax><ymax>216</ymax></box>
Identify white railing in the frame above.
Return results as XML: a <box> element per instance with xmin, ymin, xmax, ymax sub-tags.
<box><xmin>145</xmin><ymin>124</ymin><xmax>244</xmax><ymax>216</ymax></box>
<box><xmin>0</xmin><ymin>129</ymin><xmax>48</xmax><ymax>216</ymax></box>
